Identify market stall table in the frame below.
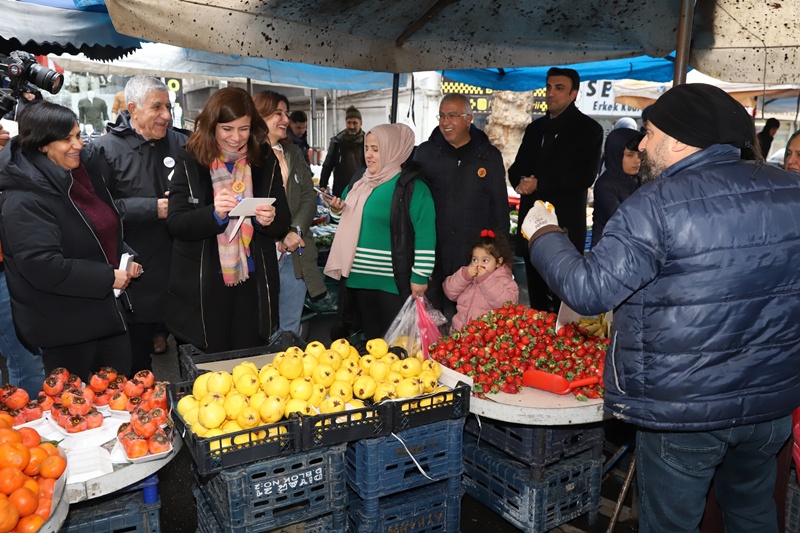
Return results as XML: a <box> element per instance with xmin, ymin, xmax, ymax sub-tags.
<box><xmin>66</xmin><ymin>433</ymin><xmax>183</xmax><ymax>503</ymax></box>
<box><xmin>470</xmin><ymin>388</ymin><xmax>605</xmax><ymax>425</ymax></box>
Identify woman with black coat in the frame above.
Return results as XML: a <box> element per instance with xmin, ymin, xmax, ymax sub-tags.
<box><xmin>0</xmin><ymin>102</ymin><xmax>142</xmax><ymax>378</ymax></box>
<box><xmin>166</xmin><ymin>88</ymin><xmax>290</xmax><ymax>352</ymax></box>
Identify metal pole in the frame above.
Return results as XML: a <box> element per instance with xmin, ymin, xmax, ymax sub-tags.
<box><xmin>673</xmin><ymin>0</ymin><xmax>695</xmax><ymax>85</ymax></box>
<box><xmin>390</xmin><ymin>73</ymin><xmax>400</xmax><ymax>123</ymax></box>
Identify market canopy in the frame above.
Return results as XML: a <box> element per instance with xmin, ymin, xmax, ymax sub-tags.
<box><xmin>0</xmin><ymin>0</ymin><xmax>140</xmax><ymax>60</ymax></box>
<box><xmin>103</xmin><ymin>0</ymin><xmax>800</xmax><ymax>84</ymax></box>
<box><xmin>49</xmin><ymin>42</ymin><xmax>404</xmax><ymax>91</ymax></box>
<box><xmin>443</xmin><ymin>55</ymin><xmax>678</xmax><ymax>92</ymax></box>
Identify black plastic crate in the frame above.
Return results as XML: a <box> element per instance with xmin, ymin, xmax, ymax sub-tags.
<box><xmin>346</xmin><ymin>418</ymin><xmax>464</xmax><ymax>508</ymax></box>
<box><xmin>193</xmin><ymin>484</ymin><xmax>346</xmax><ymax>533</ymax></box>
<box><xmin>195</xmin><ymin>443</ymin><xmax>347</xmax><ymax>531</ymax></box>
<box><xmin>462</xmin><ymin>433</ymin><xmax>601</xmax><ymax>533</ymax></box>
<box><xmin>465</xmin><ymin>415</ymin><xmax>604</xmax><ymax>468</ymax></box>
<box><xmin>301</xmin><ymin>401</ymin><xmax>392</xmax><ymax>451</ymax></box>
<box><xmin>61</xmin><ymin>489</ymin><xmax>161</xmax><ymax>533</ymax></box>
<box><xmin>169</xmin><ymin>381</ymin><xmax>302</xmax><ymax>476</ymax></box>
<box><xmin>347</xmin><ymin>479</ymin><xmax>463</xmax><ymax>533</ymax></box>
<box><xmin>178</xmin><ymin>336</ymin><xmax>305</xmax><ymax>381</ymax></box>
<box><xmin>390</xmin><ymin>383</ymin><xmax>470</xmax><ymax>433</ymax></box>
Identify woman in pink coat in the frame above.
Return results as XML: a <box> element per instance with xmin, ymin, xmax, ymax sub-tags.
<box><xmin>443</xmin><ymin>230</ymin><xmax>519</xmax><ymax>332</ymax></box>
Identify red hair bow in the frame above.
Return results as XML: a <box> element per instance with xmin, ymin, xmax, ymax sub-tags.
<box><xmin>480</xmin><ymin>229</ymin><xmax>495</xmax><ymax>238</ymax></box>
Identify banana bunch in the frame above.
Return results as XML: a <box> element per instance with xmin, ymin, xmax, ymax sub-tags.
<box><xmin>579</xmin><ymin>313</ymin><xmax>611</xmax><ymax>338</ymax></box>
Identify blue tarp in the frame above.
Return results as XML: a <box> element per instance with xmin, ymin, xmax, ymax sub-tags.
<box><xmin>442</xmin><ymin>54</ymin><xmax>680</xmax><ymax>91</ymax></box>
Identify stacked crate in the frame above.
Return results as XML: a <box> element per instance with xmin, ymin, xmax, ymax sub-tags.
<box><xmin>61</xmin><ymin>474</ymin><xmax>161</xmax><ymax>533</ymax></box>
<box><xmin>346</xmin><ymin>417</ymin><xmax>465</xmax><ymax>532</ymax></box>
<box><xmin>462</xmin><ymin>416</ymin><xmax>604</xmax><ymax>532</ymax></box>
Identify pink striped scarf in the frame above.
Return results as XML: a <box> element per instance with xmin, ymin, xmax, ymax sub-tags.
<box><xmin>211</xmin><ymin>148</ymin><xmax>253</xmax><ymax>286</ymax></box>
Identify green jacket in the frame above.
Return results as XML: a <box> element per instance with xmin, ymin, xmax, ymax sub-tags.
<box><xmin>283</xmin><ymin>143</ymin><xmax>326</xmax><ymax>298</ymax></box>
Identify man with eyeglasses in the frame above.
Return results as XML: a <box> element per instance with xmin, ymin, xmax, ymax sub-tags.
<box><xmin>414</xmin><ymin>93</ymin><xmax>508</xmax><ymax>316</ymax></box>
<box><xmin>88</xmin><ymin>75</ymin><xmax>187</xmax><ymax>370</ymax></box>
<box><xmin>508</xmin><ymin>67</ymin><xmax>603</xmax><ymax>313</ymax></box>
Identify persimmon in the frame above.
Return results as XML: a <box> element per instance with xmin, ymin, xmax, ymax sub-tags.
<box><xmin>14</xmin><ymin>513</ymin><xmax>43</xmax><ymax>532</ymax></box>
<box><xmin>0</xmin><ymin>444</ymin><xmax>28</xmax><ymax>471</ymax></box>
<box><xmin>0</xmin><ymin>495</ymin><xmax>19</xmax><ymax>532</ymax></box>
<box><xmin>8</xmin><ymin>487</ymin><xmax>37</xmax><ymax>517</ymax></box>
<box><xmin>38</xmin><ymin>456</ymin><xmax>65</xmax><ymax>480</ymax></box>
<box><xmin>0</xmin><ymin>419</ymin><xmax>9</xmax><ymax>431</ymax></box>
<box><xmin>35</xmin><ymin>478</ymin><xmax>54</xmax><ymax>500</ymax></box>
<box><xmin>14</xmin><ymin>430</ymin><xmax>38</xmax><ymax>451</ymax></box>
<box><xmin>0</xmin><ymin>432</ymin><xmax>20</xmax><ymax>448</ymax></box>
<box><xmin>21</xmin><ymin>448</ymin><xmax>45</xmax><ymax>478</ymax></box>
<box><xmin>33</xmin><ymin>496</ymin><xmax>50</xmax><ymax>520</ymax></box>
<box><xmin>0</xmin><ymin>467</ymin><xmax>25</xmax><ymax>496</ymax></box>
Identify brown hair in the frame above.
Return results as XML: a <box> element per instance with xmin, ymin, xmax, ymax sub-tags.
<box><xmin>471</xmin><ymin>230</ymin><xmax>514</xmax><ymax>267</ymax></box>
<box><xmin>252</xmin><ymin>90</ymin><xmax>290</xmax><ymax>148</ymax></box>
<box><xmin>185</xmin><ymin>87</ymin><xmax>267</xmax><ymax>167</ymax></box>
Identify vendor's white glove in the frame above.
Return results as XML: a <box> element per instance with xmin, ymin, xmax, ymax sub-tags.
<box><xmin>520</xmin><ymin>200</ymin><xmax>558</xmax><ymax>240</ymax></box>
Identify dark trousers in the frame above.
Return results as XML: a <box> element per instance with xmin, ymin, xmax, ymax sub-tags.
<box><xmin>353</xmin><ymin>289</ymin><xmax>406</xmax><ymax>340</ymax></box>
<box><xmin>524</xmin><ymin>258</ymin><xmax>560</xmax><ymax>314</ymax></box>
<box><xmin>636</xmin><ymin>416</ymin><xmax>791</xmax><ymax>533</ymax></box>
<box><xmin>204</xmin><ymin>274</ymin><xmax>265</xmax><ymax>353</ymax></box>
<box><xmin>128</xmin><ymin>322</ymin><xmax>156</xmax><ymax>373</ymax></box>
<box><xmin>42</xmin><ymin>330</ymin><xmax>132</xmax><ymax>381</ymax></box>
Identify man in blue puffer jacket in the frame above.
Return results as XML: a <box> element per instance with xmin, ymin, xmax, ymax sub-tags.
<box><xmin>521</xmin><ymin>83</ymin><xmax>800</xmax><ymax>533</ymax></box>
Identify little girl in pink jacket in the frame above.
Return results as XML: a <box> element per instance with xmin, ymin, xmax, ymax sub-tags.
<box><xmin>443</xmin><ymin>230</ymin><xmax>519</xmax><ymax>332</ymax></box>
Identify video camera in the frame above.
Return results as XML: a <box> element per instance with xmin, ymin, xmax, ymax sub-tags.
<box><xmin>0</xmin><ymin>51</ymin><xmax>64</xmax><ymax>117</ymax></box>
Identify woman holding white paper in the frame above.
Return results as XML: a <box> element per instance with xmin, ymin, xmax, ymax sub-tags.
<box><xmin>0</xmin><ymin>102</ymin><xmax>142</xmax><ymax>378</ymax></box>
<box><xmin>166</xmin><ymin>88</ymin><xmax>290</xmax><ymax>352</ymax></box>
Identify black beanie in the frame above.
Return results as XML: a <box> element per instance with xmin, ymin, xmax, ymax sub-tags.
<box><xmin>647</xmin><ymin>83</ymin><xmax>754</xmax><ymax>149</ymax></box>
<box><xmin>345</xmin><ymin>106</ymin><xmax>362</xmax><ymax>120</ymax></box>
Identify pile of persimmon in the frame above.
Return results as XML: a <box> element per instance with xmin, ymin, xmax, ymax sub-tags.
<box><xmin>117</xmin><ymin>406</ymin><xmax>172</xmax><ymax>459</ymax></box>
<box><xmin>37</xmin><ymin>368</ymin><xmax>167</xmax><ymax>434</ymax></box>
<box><xmin>0</xmin><ymin>415</ymin><xmax>66</xmax><ymax>532</ymax></box>
<box><xmin>0</xmin><ymin>384</ymin><xmax>42</xmax><ymax>427</ymax></box>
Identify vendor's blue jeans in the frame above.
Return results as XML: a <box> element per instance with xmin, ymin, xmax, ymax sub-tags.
<box><xmin>636</xmin><ymin>415</ymin><xmax>791</xmax><ymax>533</ymax></box>
<box><xmin>277</xmin><ymin>253</ymin><xmax>307</xmax><ymax>337</ymax></box>
<box><xmin>0</xmin><ymin>271</ymin><xmax>45</xmax><ymax>396</ymax></box>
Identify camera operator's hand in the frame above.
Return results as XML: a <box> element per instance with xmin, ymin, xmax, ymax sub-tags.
<box><xmin>0</xmin><ymin>124</ymin><xmax>9</xmax><ymax>151</ymax></box>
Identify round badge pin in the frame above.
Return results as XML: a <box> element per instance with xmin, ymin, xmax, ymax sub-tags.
<box><xmin>477</xmin><ymin>167</ymin><xmax>487</xmax><ymax>178</ymax></box>
<box><xmin>231</xmin><ymin>181</ymin><xmax>246</xmax><ymax>194</ymax></box>
<box><xmin>163</xmin><ymin>156</ymin><xmax>175</xmax><ymax>168</ymax></box>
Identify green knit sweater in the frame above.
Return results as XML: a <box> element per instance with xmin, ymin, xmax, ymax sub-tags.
<box><xmin>341</xmin><ymin>173</ymin><xmax>436</xmax><ymax>294</ymax></box>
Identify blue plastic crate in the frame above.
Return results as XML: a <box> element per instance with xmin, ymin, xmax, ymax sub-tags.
<box><xmin>462</xmin><ymin>433</ymin><xmax>601</xmax><ymax>533</ymax></box>
<box><xmin>348</xmin><ymin>479</ymin><xmax>463</xmax><ymax>533</ymax></box>
<box><xmin>193</xmin><ymin>484</ymin><xmax>346</xmax><ymax>533</ymax></box>
<box><xmin>345</xmin><ymin>418</ymin><xmax>464</xmax><ymax>508</ymax></box>
<box><xmin>196</xmin><ymin>443</ymin><xmax>347</xmax><ymax>531</ymax></box>
<box><xmin>465</xmin><ymin>416</ymin><xmax>604</xmax><ymax>472</ymax></box>
<box><xmin>61</xmin><ymin>489</ymin><xmax>160</xmax><ymax>533</ymax></box>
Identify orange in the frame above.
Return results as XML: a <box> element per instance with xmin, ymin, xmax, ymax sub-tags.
<box><xmin>0</xmin><ymin>432</ymin><xmax>20</xmax><ymax>448</ymax></box>
<box><xmin>38</xmin><ymin>456</ymin><xmax>65</xmax><ymax>480</ymax></box>
<box><xmin>21</xmin><ymin>449</ymin><xmax>45</xmax><ymax>479</ymax></box>
<box><xmin>33</xmin><ymin>497</ymin><xmax>50</xmax><ymax>520</ymax></box>
<box><xmin>7</xmin><ymin>488</ymin><xmax>36</xmax><ymax>518</ymax></box>
<box><xmin>14</xmin><ymin>431</ymin><xmax>38</xmax><ymax>451</ymax></box>
<box><xmin>0</xmin><ymin>496</ymin><xmax>18</xmax><ymax>532</ymax></box>
<box><xmin>0</xmin><ymin>415</ymin><xmax>13</xmax><ymax>430</ymax></box>
<box><xmin>34</xmin><ymin>479</ymin><xmax>53</xmax><ymax>500</ymax></box>
<box><xmin>0</xmin><ymin>468</ymin><xmax>24</xmax><ymax>497</ymax></box>
<box><xmin>0</xmin><ymin>445</ymin><xmax>28</xmax><ymax>472</ymax></box>
<box><xmin>13</xmin><ymin>514</ymin><xmax>42</xmax><ymax>533</ymax></box>
<box><xmin>35</xmin><ymin>443</ymin><xmax>57</xmax><ymax>458</ymax></box>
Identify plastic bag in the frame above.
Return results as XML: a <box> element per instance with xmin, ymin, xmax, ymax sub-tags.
<box><xmin>383</xmin><ymin>296</ymin><xmax>421</xmax><ymax>357</ymax></box>
<box><xmin>417</xmin><ymin>297</ymin><xmax>444</xmax><ymax>359</ymax></box>
<box><xmin>384</xmin><ymin>296</ymin><xmax>445</xmax><ymax>359</ymax></box>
